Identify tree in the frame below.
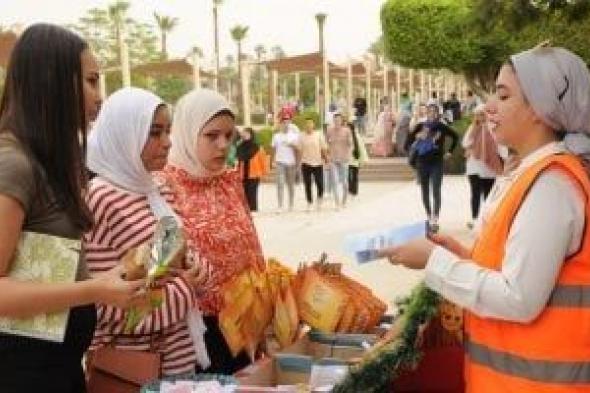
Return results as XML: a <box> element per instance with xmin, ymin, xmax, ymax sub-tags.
<box><xmin>152</xmin><ymin>75</ymin><xmax>192</xmax><ymax>104</ymax></box>
<box><xmin>108</xmin><ymin>0</ymin><xmax>130</xmax><ymax>65</ymax></box>
<box><xmin>381</xmin><ymin>0</ymin><xmax>485</xmax><ymax>88</ymax></box>
<box><xmin>153</xmin><ymin>12</ymin><xmax>178</xmax><ymax>60</ymax></box>
<box><xmin>225</xmin><ymin>54</ymin><xmax>235</xmax><ymax>69</ymax></box>
<box><xmin>271</xmin><ymin>45</ymin><xmax>286</xmax><ymax>60</ymax></box>
<box><xmin>254</xmin><ymin>44</ymin><xmax>266</xmax><ymax>62</ymax></box>
<box><xmin>191</xmin><ymin>46</ymin><xmax>204</xmax><ymax>58</ymax></box>
<box><xmin>368</xmin><ymin>37</ymin><xmax>385</xmax><ymax>69</ymax></box>
<box><xmin>230</xmin><ymin>24</ymin><xmax>249</xmax><ymax>115</ymax></box>
<box><xmin>72</xmin><ymin>1</ymin><xmax>160</xmax><ymax>89</ymax></box>
<box><xmin>380</xmin><ymin>0</ymin><xmax>590</xmax><ymax>94</ymax></box>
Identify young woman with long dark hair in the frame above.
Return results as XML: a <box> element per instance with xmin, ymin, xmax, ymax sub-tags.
<box><xmin>0</xmin><ymin>24</ymin><xmax>144</xmax><ymax>393</ymax></box>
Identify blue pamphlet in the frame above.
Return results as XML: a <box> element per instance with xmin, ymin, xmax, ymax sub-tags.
<box><xmin>345</xmin><ymin>222</ymin><xmax>427</xmax><ymax>264</ymax></box>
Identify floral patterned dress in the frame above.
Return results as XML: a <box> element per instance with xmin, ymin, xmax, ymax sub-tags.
<box><xmin>160</xmin><ymin>166</ymin><xmax>265</xmax><ymax>316</ymax></box>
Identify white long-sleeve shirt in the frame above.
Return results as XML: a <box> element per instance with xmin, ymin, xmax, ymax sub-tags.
<box><xmin>426</xmin><ymin>142</ymin><xmax>585</xmax><ymax>323</ymax></box>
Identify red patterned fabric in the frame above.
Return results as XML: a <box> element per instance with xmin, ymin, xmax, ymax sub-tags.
<box><xmin>160</xmin><ymin>166</ymin><xmax>265</xmax><ymax>316</ymax></box>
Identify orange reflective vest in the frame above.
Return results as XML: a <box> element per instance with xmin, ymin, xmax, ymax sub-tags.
<box><xmin>466</xmin><ymin>154</ymin><xmax>590</xmax><ymax>392</ymax></box>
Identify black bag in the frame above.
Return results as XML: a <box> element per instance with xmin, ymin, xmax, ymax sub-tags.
<box><xmin>408</xmin><ymin>143</ymin><xmax>418</xmax><ymax>168</ymax></box>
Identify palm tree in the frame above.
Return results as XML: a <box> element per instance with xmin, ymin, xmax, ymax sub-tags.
<box><xmin>254</xmin><ymin>44</ymin><xmax>266</xmax><ymax>62</ymax></box>
<box><xmin>108</xmin><ymin>1</ymin><xmax>130</xmax><ymax>64</ymax></box>
<box><xmin>368</xmin><ymin>37</ymin><xmax>384</xmax><ymax>69</ymax></box>
<box><xmin>108</xmin><ymin>1</ymin><xmax>131</xmax><ymax>86</ymax></box>
<box><xmin>191</xmin><ymin>46</ymin><xmax>204</xmax><ymax>58</ymax></box>
<box><xmin>230</xmin><ymin>25</ymin><xmax>249</xmax><ymax>115</ymax></box>
<box><xmin>225</xmin><ymin>54</ymin><xmax>235</xmax><ymax>69</ymax></box>
<box><xmin>271</xmin><ymin>45</ymin><xmax>286</xmax><ymax>60</ymax></box>
<box><xmin>253</xmin><ymin>44</ymin><xmax>266</xmax><ymax>108</ymax></box>
<box><xmin>153</xmin><ymin>12</ymin><xmax>178</xmax><ymax>60</ymax></box>
<box><xmin>212</xmin><ymin>0</ymin><xmax>224</xmax><ymax>90</ymax></box>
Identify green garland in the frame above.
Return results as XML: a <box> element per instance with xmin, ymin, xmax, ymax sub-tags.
<box><xmin>332</xmin><ymin>284</ymin><xmax>441</xmax><ymax>393</ymax></box>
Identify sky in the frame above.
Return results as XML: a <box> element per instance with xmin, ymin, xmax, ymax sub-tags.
<box><xmin>2</xmin><ymin>0</ymin><xmax>385</xmax><ymax>67</ymax></box>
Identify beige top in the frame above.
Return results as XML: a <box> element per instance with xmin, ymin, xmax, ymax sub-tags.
<box><xmin>299</xmin><ymin>130</ymin><xmax>327</xmax><ymax>166</ymax></box>
<box><xmin>326</xmin><ymin>126</ymin><xmax>353</xmax><ymax>163</ymax></box>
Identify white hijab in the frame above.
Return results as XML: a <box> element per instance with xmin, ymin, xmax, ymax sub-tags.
<box><xmin>168</xmin><ymin>88</ymin><xmax>233</xmax><ymax>178</ymax></box>
<box><xmin>511</xmin><ymin>46</ymin><xmax>590</xmax><ymax>159</ymax></box>
<box><xmin>88</xmin><ymin>87</ymin><xmax>175</xmax><ymax>218</ymax></box>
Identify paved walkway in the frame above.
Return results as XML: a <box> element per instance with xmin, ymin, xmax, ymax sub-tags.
<box><xmin>252</xmin><ymin>175</ymin><xmax>475</xmax><ymax>311</ymax></box>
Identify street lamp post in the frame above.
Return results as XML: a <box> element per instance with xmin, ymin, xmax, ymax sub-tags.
<box><xmin>315</xmin><ymin>13</ymin><xmax>328</xmax><ymax>128</ymax></box>
<box><xmin>212</xmin><ymin>0</ymin><xmax>221</xmax><ymax>91</ymax></box>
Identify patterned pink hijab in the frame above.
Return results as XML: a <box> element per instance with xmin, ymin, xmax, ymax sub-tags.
<box><xmin>470</xmin><ymin>106</ymin><xmax>503</xmax><ymax>175</ymax></box>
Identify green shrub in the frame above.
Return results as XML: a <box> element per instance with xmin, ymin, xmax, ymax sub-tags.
<box><xmin>251</xmin><ymin>113</ymin><xmax>267</xmax><ymax>125</ymax></box>
<box><xmin>152</xmin><ymin>76</ymin><xmax>192</xmax><ymax>105</ymax></box>
<box><xmin>444</xmin><ymin>115</ymin><xmax>471</xmax><ymax>174</ymax></box>
<box><xmin>255</xmin><ymin>126</ymin><xmax>274</xmax><ymax>153</ymax></box>
<box><xmin>292</xmin><ymin>109</ymin><xmax>320</xmax><ymax>131</ymax></box>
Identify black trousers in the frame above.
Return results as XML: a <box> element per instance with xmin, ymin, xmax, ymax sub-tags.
<box><xmin>301</xmin><ymin>163</ymin><xmax>324</xmax><ymax>204</ymax></box>
<box><xmin>201</xmin><ymin>316</ymin><xmax>251</xmax><ymax>375</ymax></box>
<box><xmin>0</xmin><ymin>304</ymin><xmax>96</xmax><ymax>393</ymax></box>
<box><xmin>0</xmin><ymin>357</ymin><xmax>87</xmax><ymax>393</ymax></box>
<box><xmin>416</xmin><ymin>160</ymin><xmax>444</xmax><ymax>217</ymax></box>
<box><xmin>243</xmin><ymin>178</ymin><xmax>260</xmax><ymax>211</ymax></box>
<box><xmin>348</xmin><ymin>165</ymin><xmax>359</xmax><ymax>195</ymax></box>
<box><xmin>467</xmin><ymin>174</ymin><xmax>495</xmax><ymax>219</ymax></box>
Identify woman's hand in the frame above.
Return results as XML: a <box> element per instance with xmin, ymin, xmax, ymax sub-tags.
<box><xmin>90</xmin><ymin>265</ymin><xmax>147</xmax><ymax>308</ymax></box>
<box><xmin>376</xmin><ymin>238</ymin><xmax>436</xmax><ymax>270</ymax></box>
<box><xmin>428</xmin><ymin>232</ymin><xmax>470</xmax><ymax>259</ymax></box>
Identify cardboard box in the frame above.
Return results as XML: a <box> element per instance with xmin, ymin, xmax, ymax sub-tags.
<box><xmin>280</xmin><ymin>331</ymin><xmax>374</xmax><ymax>361</ymax></box>
<box><xmin>235</xmin><ymin>355</ymin><xmax>349</xmax><ymax>392</ymax></box>
<box><xmin>235</xmin><ymin>330</ymin><xmax>374</xmax><ymax>392</ymax></box>
<box><xmin>235</xmin><ymin>354</ymin><xmax>310</xmax><ymax>392</ymax></box>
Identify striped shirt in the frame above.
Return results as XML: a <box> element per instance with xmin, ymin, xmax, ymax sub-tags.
<box><xmin>84</xmin><ymin>177</ymin><xmax>197</xmax><ymax>376</ymax></box>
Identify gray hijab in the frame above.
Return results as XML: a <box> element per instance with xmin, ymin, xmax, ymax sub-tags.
<box><xmin>511</xmin><ymin>46</ymin><xmax>590</xmax><ymax>158</ymax></box>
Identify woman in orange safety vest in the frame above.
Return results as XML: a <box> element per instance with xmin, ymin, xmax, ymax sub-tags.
<box><xmin>378</xmin><ymin>45</ymin><xmax>590</xmax><ymax>393</ymax></box>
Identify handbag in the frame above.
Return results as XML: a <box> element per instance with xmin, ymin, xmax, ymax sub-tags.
<box><xmin>408</xmin><ymin>142</ymin><xmax>418</xmax><ymax>168</ymax></box>
<box><xmin>86</xmin><ymin>344</ymin><xmax>161</xmax><ymax>393</ymax></box>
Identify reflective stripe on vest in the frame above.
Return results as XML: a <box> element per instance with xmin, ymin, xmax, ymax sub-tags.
<box><xmin>548</xmin><ymin>285</ymin><xmax>590</xmax><ymax>307</ymax></box>
<box><xmin>466</xmin><ymin>336</ymin><xmax>590</xmax><ymax>384</ymax></box>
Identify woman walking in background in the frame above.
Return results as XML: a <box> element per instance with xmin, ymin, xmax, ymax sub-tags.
<box><xmin>405</xmin><ymin>104</ymin><xmax>458</xmax><ymax>231</ymax></box>
<box><xmin>237</xmin><ymin>127</ymin><xmax>268</xmax><ymax>212</ymax></box>
<box><xmin>462</xmin><ymin>104</ymin><xmax>504</xmax><ymax>229</ymax></box>
<box><xmin>348</xmin><ymin>122</ymin><xmax>368</xmax><ymax>199</ymax></box>
<box><xmin>371</xmin><ymin>104</ymin><xmax>395</xmax><ymax>157</ymax></box>
<box><xmin>299</xmin><ymin>118</ymin><xmax>328</xmax><ymax>211</ymax></box>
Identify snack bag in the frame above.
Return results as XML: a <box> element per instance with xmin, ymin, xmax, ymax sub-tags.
<box><xmin>219</xmin><ymin>271</ymin><xmax>256</xmax><ymax>357</ymax></box>
<box><xmin>273</xmin><ymin>284</ymin><xmax>299</xmax><ymax>348</ymax></box>
<box><xmin>123</xmin><ymin>216</ymin><xmax>185</xmax><ymax>333</ymax></box>
<box><xmin>296</xmin><ymin>268</ymin><xmax>348</xmax><ymax>333</ymax></box>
